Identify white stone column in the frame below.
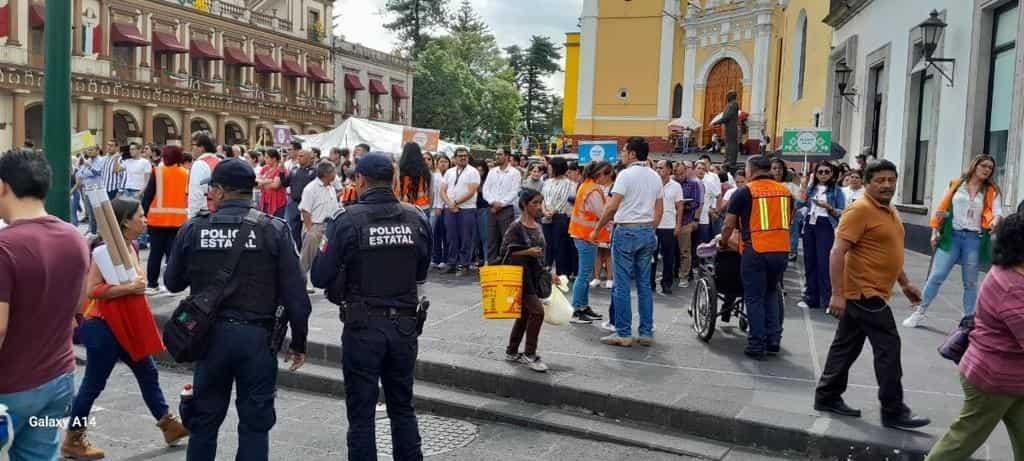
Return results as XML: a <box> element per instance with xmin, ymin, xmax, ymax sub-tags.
<box><xmin>655</xmin><ymin>0</ymin><xmax>678</xmax><ymax>120</ymax></box>
<box><xmin>681</xmin><ymin>30</ymin><xmax>698</xmax><ymax>123</ymax></box>
<box><xmin>749</xmin><ymin>14</ymin><xmax>772</xmax><ymax>138</ymax></box>
<box><xmin>575</xmin><ymin>0</ymin><xmax>598</xmax><ymax>121</ymax></box>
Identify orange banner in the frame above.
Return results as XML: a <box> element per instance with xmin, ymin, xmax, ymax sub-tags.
<box><xmin>402</xmin><ymin>127</ymin><xmax>440</xmax><ymax>152</ymax></box>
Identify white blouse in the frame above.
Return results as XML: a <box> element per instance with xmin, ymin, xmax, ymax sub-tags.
<box><xmin>951</xmin><ymin>186</ymin><xmax>1003</xmax><ymax>231</ymax></box>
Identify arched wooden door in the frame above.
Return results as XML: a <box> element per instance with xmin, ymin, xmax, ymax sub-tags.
<box><xmin>702</xmin><ymin>58</ymin><xmax>743</xmax><ymax>145</ymax></box>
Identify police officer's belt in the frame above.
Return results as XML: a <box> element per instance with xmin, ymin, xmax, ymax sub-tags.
<box><xmin>367</xmin><ymin>307</ymin><xmax>417</xmax><ymax>319</ymax></box>
<box><xmin>218</xmin><ymin>317</ymin><xmax>274</xmax><ymax>329</ymax></box>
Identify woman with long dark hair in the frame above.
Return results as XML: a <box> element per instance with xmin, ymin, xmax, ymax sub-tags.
<box><xmin>256</xmin><ymin>148</ymin><xmax>288</xmax><ymax>218</ymax></box>
<box><xmin>472</xmin><ymin>157</ymin><xmax>491</xmax><ymax>269</ymax></box>
<box><xmin>540</xmin><ymin>157</ymin><xmax>576</xmax><ymax>275</ymax></box>
<box><xmin>798</xmin><ymin>161</ymin><xmax>846</xmax><ymax>311</ymax></box>
<box><xmin>904</xmin><ymin>155</ymin><xmax>1004</xmax><ymax>328</ymax></box>
<box><xmin>63</xmin><ymin>199</ymin><xmax>187</xmax><ymax>459</ymax></box>
<box><xmin>398</xmin><ymin>142</ymin><xmax>432</xmax><ymax>212</ymax></box>
<box><xmin>431</xmin><ymin>155</ymin><xmax>451</xmax><ymax>269</ymax></box>
<box><xmin>924</xmin><ymin>212</ymin><xmax>1024</xmax><ymax>460</ymax></box>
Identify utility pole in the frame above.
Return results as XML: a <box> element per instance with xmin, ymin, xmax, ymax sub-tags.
<box><xmin>43</xmin><ymin>0</ymin><xmax>73</xmax><ymax>221</ymax></box>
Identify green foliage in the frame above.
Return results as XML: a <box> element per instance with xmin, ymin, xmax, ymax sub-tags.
<box><xmin>507</xmin><ymin>36</ymin><xmax>562</xmax><ymax>140</ymax></box>
<box><xmin>383</xmin><ymin>0</ymin><xmax>450</xmax><ymax>58</ymax></box>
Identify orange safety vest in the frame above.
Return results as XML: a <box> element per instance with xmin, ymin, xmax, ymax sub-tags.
<box><xmin>148</xmin><ymin>165</ymin><xmax>189</xmax><ymax>228</ymax></box>
<box><xmin>742</xmin><ymin>179</ymin><xmax>792</xmax><ymax>254</ymax></box>
<box><xmin>568</xmin><ymin>180</ymin><xmax>611</xmax><ymax>244</ymax></box>
<box><xmin>341</xmin><ymin>184</ymin><xmax>359</xmax><ymax>206</ymax></box>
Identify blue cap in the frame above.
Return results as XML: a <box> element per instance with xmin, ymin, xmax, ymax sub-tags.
<box><xmin>354</xmin><ymin>152</ymin><xmax>394</xmax><ymax>181</ymax></box>
<box><xmin>202</xmin><ymin>158</ymin><xmax>256</xmax><ymax>189</ymax></box>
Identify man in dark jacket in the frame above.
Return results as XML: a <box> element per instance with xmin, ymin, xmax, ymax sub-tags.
<box><xmin>715</xmin><ymin>91</ymin><xmax>740</xmax><ymax>173</ymax></box>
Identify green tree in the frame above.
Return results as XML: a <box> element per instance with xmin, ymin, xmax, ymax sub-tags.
<box><xmin>383</xmin><ymin>0</ymin><xmax>449</xmax><ymax>58</ymax></box>
<box><xmin>444</xmin><ymin>2</ymin><xmax>503</xmax><ymax>77</ymax></box>
<box><xmin>508</xmin><ymin>36</ymin><xmax>561</xmax><ymax>141</ymax></box>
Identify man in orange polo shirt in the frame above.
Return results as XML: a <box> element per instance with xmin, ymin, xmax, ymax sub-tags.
<box><xmin>814</xmin><ymin>159</ymin><xmax>930</xmax><ymax>430</ymax></box>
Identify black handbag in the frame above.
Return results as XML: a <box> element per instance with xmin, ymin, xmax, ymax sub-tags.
<box><xmin>163</xmin><ymin>210</ymin><xmax>263</xmax><ymax>363</ymax></box>
<box><xmin>938</xmin><ymin>316</ymin><xmax>974</xmax><ymax>364</ymax></box>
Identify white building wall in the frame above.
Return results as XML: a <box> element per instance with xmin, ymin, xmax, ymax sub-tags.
<box><xmin>832</xmin><ymin>0</ymin><xmax>974</xmax><ymax>209</ymax></box>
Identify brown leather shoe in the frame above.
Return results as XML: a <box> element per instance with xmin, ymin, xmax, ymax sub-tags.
<box><xmin>61</xmin><ymin>428</ymin><xmax>106</xmax><ymax>460</ymax></box>
<box><xmin>157</xmin><ymin>413</ymin><xmax>189</xmax><ymax>445</ymax></box>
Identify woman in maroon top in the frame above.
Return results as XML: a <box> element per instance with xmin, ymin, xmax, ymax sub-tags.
<box><xmin>256</xmin><ymin>148</ymin><xmax>288</xmax><ymax>218</ymax></box>
<box><xmin>926</xmin><ymin>213</ymin><xmax>1024</xmax><ymax>461</ymax></box>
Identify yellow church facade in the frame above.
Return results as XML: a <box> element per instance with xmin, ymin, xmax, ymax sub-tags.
<box><xmin>564</xmin><ymin>0</ymin><xmax>831</xmax><ymax>154</ymax></box>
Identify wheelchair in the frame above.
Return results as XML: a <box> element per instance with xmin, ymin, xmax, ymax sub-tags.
<box><xmin>690</xmin><ymin>249</ymin><xmax>747</xmax><ymax>342</ymax></box>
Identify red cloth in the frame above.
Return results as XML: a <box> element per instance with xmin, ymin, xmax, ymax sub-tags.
<box><xmin>259</xmin><ymin>165</ymin><xmax>289</xmax><ymax>216</ymax></box>
<box><xmin>96</xmin><ymin>294</ymin><xmax>166</xmax><ymax>362</ymax></box>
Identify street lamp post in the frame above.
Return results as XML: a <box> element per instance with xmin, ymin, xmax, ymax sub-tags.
<box><xmin>918</xmin><ymin>9</ymin><xmax>956</xmax><ymax>86</ymax></box>
<box><xmin>43</xmin><ymin>0</ymin><xmax>73</xmax><ymax>221</ymax></box>
<box><xmin>834</xmin><ymin>60</ymin><xmax>857</xmax><ymax>108</ymax></box>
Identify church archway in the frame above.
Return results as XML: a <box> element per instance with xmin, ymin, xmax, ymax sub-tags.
<box><xmin>113</xmin><ymin>111</ymin><xmax>141</xmax><ymax>145</ymax></box>
<box><xmin>153</xmin><ymin>114</ymin><xmax>178</xmax><ymax>145</ymax></box>
<box><xmin>702</xmin><ymin>58</ymin><xmax>743</xmax><ymax>146</ymax></box>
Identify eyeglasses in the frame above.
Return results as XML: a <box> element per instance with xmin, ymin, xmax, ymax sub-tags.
<box><xmin>816</xmin><ymin>170</ymin><xmax>831</xmax><ymax>175</ymax></box>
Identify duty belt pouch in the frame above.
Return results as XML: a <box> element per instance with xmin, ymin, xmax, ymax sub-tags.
<box><xmin>416</xmin><ymin>297</ymin><xmax>430</xmax><ymax>336</ymax></box>
<box><xmin>269</xmin><ymin>306</ymin><xmax>288</xmax><ymax>353</ymax></box>
<box><xmin>163</xmin><ymin>210</ymin><xmax>263</xmax><ymax>363</ymax></box>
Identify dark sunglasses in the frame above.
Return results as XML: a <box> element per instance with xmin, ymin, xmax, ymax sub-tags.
<box><xmin>816</xmin><ymin>169</ymin><xmax>832</xmax><ymax>174</ymax></box>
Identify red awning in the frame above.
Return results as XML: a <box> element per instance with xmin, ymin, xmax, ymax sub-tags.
<box><xmin>307</xmin><ymin>64</ymin><xmax>331</xmax><ymax>83</ymax></box>
<box><xmin>254</xmin><ymin>53</ymin><xmax>280</xmax><ymax>73</ymax></box>
<box><xmin>29</xmin><ymin>4</ymin><xmax>44</xmax><ymax>29</ymax></box>
<box><xmin>111</xmin><ymin>23</ymin><xmax>149</xmax><ymax>47</ymax></box>
<box><xmin>368</xmin><ymin>78</ymin><xmax>388</xmax><ymax>95</ymax></box>
<box><xmin>152</xmin><ymin>31</ymin><xmax>187</xmax><ymax>54</ymax></box>
<box><xmin>224</xmin><ymin>46</ymin><xmax>253</xmax><ymax>66</ymax></box>
<box><xmin>281</xmin><ymin>57</ymin><xmax>305</xmax><ymax>78</ymax></box>
<box><xmin>391</xmin><ymin>84</ymin><xmax>408</xmax><ymax>99</ymax></box>
<box><xmin>190</xmin><ymin>38</ymin><xmax>223</xmax><ymax>60</ymax></box>
<box><xmin>344</xmin><ymin>74</ymin><xmax>364</xmax><ymax>91</ymax></box>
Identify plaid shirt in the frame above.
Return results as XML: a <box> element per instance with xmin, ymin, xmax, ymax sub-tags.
<box><xmin>676</xmin><ymin>176</ymin><xmax>703</xmax><ymax>225</ymax></box>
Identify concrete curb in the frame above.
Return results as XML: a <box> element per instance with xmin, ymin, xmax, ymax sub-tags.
<box><xmin>145</xmin><ymin>313</ymin><xmax>979</xmax><ymax>461</ymax></box>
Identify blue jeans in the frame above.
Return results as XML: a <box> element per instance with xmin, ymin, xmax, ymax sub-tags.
<box><xmin>475</xmin><ymin>208</ymin><xmax>489</xmax><ymax>264</ymax></box>
<box><xmin>343</xmin><ymin>318</ymin><xmax>422</xmax><ymax>460</ymax></box>
<box><xmin>430</xmin><ymin>210</ymin><xmax>446</xmax><ymax>264</ymax></box>
<box><xmin>790</xmin><ymin>208</ymin><xmax>804</xmax><ymax>253</ymax></box>
<box><xmin>572</xmin><ymin>239</ymin><xmax>597</xmax><ymax>310</ymax></box>
<box><xmin>802</xmin><ymin>220</ymin><xmax>835</xmax><ymax>308</ymax></box>
<box><xmin>285</xmin><ymin>199</ymin><xmax>302</xmax><ymax>250</ymax></box>
<box><xmin>187</xmin><ymin>322</ymin><xmax>277</xmax><ymax>461</ymax></box>
<box><xmin>0</xmin><ymin>372</ymin><xmax>74</xmax><ymax>461</ymax></box>
<box><xmin>82</xmin><ymin>192</ymin><xmax>98</xmax><ymax>234</ymax></box>
<box><xmin>119</xmin><ymin>189</ymin><xmax>141</xmax><ymax>200</ymax></box>
<box><xmin>741</xmin><ymin>251</ymin><xmax>789</xmax><ymax>353</ymax></box>
<box><xmin>69</xmin><ymin>319</ymin><xmax>168</xmax><ymax>429</ymax></box>
<box><xmin>443</xmin><ymin>209</ymin><xmax>477</xmax><ymax>267</ymax></box>
<box><xmin>612</xmin><ymin>226</ymin><xmax>657</xmax><ymax>338</ymax></box>
<box><xmin>920</xmin><ymin>230</ymin><xmax>982</xmax><ymax>316</ymax></box>
<box><xmin>70</xmin><ymin>190</ymin><xmax>81</xmax><ymax>227</ymax></box>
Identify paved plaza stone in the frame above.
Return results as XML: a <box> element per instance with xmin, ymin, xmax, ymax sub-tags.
<box><xmin>140</xmin><ymin>248</ymin><xmax>1010</xmax><ymax>460</ymax></box>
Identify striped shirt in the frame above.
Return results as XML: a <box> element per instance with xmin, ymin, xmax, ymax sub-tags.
<box><xmin>541</xmin><ymin>177</ymin><xmax>577</xmax><ymax>215</ymax></box>
<box><xmin>99</xmin><ymin>155</ymin><xmax>126</xmax><ymax>193</ymax></box>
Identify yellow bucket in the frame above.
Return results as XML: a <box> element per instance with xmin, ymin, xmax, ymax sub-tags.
<box><xmin>479</xmin><ymin>265</ymin><xmax>524</xmax><ymax>319</ymax></box>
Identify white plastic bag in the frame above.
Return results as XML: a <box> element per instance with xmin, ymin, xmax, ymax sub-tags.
<box><xmin>543</xmin><ymin>276</ymin><xmax>573</xmax><ymax>326</ymax></box>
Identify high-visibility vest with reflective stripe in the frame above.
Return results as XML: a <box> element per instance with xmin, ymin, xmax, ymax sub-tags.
<box><xmin>742</xmin><ymin>179</ymin><xmax>792</xmax><ymax>254</ymax></box>
<box><xmin>148</xmin><ymin>165</ymin><xmax>190</xmax><ymax>228</ymax></box>
<box><xmin>568</xmin><ymin>180</ymin><xmax>611</xmax><ymax>244</ymax></box>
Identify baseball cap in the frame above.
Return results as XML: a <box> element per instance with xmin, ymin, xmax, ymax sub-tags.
<box><xmin>354</xmin><ymin>152</ymin><xmax>394</xmax><ymax>181</ymax></box>
<box><xmin>202</xmin><ymin>158</ymin><xmax>256</xmax><ymax>189</ymax></box>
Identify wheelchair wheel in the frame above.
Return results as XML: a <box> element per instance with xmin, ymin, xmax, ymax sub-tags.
<box><xmin>737</xmin><ymin>300</ymin><xmax>748</xmax><ymax>332</ymax></box>
<box><xmin>691</xmin><ymin>277</ymin><xmax>718</xmax><ymax>342</ymax></box>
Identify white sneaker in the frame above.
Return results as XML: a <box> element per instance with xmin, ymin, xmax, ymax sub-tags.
<box><xmin>589</xmin><ymin>279</ymin><xmax>602</xmax><ymax>288</ymax></box>
<box><xmin>436</xmin><ymin>263</ymin><xmax>449</xmax><ymax>271</ymax></box>
<box><xmin>902</xmin><ymin>308</ymin><xmax>926</xmax><ymax>328</ymax></box>
<box><xmin>604</xmin><ymin>280</ymin><xmax>614</xmax><ymax>289</ymax></box>
<box><xmin>600</xmin><ymin>321</ymin><xmax>616</xmax><ymax>332</ymax></box>
<box><xmin>797</xmin><ymin>301</ymin><xmax>810</xmax><ymax>309</ymax></box>
<box><xmin>145</xmin><ymin>287</ymin><xmax>163</xmax><ymax>296</ymax></box>
<box><xmin>678</xmin><ymin>279</ymin><xmax>690</xmax><ymax>288</ymax></box>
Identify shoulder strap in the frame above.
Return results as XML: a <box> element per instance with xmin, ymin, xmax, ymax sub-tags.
<box><xmin>211</xmin><ymin>209</ymin><xmax>265</xmax><ymax>306</ymax></box>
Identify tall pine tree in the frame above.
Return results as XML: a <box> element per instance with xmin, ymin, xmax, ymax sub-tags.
<box><xmin>383</xmin><ymin>0</ymin><xmax>450</xmax><ymax>58</ymax></box>
<box><xmin>512</xmin><ymin>36</ymin><xmax>561</xmax><ymax>142</ymax></box>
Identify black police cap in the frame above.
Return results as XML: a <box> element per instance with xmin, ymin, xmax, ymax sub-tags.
<box><xmin>355</xmin><ymin>152</ymin><xmax>394</xmax><ymax>181</ymax></box>
<box><xmin>202</xmin><ymin>157</ymin><xmax>256</xmax><ymax>189</ymax></box>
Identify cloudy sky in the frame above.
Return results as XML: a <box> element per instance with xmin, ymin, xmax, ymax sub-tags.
<box><xmin>332</xmin><ymin>0</ymin><xmax>583</xmax><ymax>96</ymax></box>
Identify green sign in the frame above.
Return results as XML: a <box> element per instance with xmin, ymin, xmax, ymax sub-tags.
<box><xmin>782</xmin><ymin>128</ymin><xmax>832</xmax><ymax>156</ymax></box>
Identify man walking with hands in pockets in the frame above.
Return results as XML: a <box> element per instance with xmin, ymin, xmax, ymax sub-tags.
<box><xmin>814</xmin><ymin>160</ymin><xmax>931</xmax><ymax>430</ymax></box>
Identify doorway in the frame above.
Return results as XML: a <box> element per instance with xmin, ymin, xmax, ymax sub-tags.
<box><xmin>702</xmin><ymin>58</ymin><xmax>743</xmax><ymax>146</ymax></box>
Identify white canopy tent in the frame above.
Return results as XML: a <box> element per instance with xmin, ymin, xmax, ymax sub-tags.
<box><xmin>294</xmin><ymin>117</ymin><xmax>465</xmax><ymax>157</ymax></box>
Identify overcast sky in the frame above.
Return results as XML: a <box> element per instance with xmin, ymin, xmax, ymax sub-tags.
<box><xmin>332</xmin><ymin>0</ymin><xmax>583</xmax><ymax>96</ymax></box>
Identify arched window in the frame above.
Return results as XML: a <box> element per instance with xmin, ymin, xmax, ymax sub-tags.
<box><xmin>792</xmin><ymin>9</ymin><xmax>808</xmax><ymax>101</ymax></box>
<box><xmin>671</xmin><ymin>84</ymin><xmax>683</xmax><ymax>118</ymax></box>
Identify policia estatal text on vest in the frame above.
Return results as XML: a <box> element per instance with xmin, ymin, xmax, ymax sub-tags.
<box><xmin>311</xmin><ymin>152</ymin><xmax>432</xmax><ymax>461</ymax></box>
<box><xmin>163</xmin><ymin>158</ymin><xmax>312</xmax><ymax>461</ymax></box>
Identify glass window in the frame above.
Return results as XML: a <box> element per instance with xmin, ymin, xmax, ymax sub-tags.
<box><xmin>794</xmin><ymin>11</ymin><xmax>807</xmax><ymax>100</ymax></box>
<box><xmin>911</xmin><ymin>75</ymin><xmax>935</xmax><ymax>204</ymax></box>
<box><xmin>985</xmin><ymin>3</ymin><xmax>1018</xmax><ymax>178</ymax></box>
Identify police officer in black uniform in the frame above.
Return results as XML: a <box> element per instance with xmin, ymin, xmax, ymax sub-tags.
<box><xmin>311</xmin><ymin>152</ymin><xmax>431</xmax><ymax>461</ymax></box>
<box><xmin>164</xmin><ymin>158</ymin><xmax>312</xmax><ymax>461</ymax></box>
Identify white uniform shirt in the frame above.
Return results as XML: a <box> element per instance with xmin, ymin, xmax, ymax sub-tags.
<box><xmin>611</xmin><ymin>162</ymin><xmax>663</xmax><ymax>224</ymax></box>
<box><xmin>482</xmin><ymin>165</ymin><xmax>522</xmax><ymax>207</ymax></box>
<box><xmin>443</xmin><ymin>165</ymin><xmax>481</xmax><ymax>209</ymax></box>
<box><xmin>187</xmin><ymin>157</ymin><xmax>214</xmax><ymax>218</ymax></box>
<box><xmin>299</xmin><ymin>179</ymin><xmax>341</xmax><ymax>224</ymax></box>
<box><xmin>657</xmin><ymin>179</ymin><xmax>684</xmax><ymax>230</ymax></box>
<box><xmin>699</xmin><ymin>174</ymin><xmax>720</xmax><ymax>225</ymax></box>
<box><xmin>123</xmin><ymin>158</ymin><xmax>152</xmax><ymax>190</ymax></box>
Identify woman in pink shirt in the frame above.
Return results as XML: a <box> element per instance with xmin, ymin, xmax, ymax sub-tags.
<box><xmin>256</xmin><ymin>148</ymin><xmax>288</xmax><ymax>218</ymax></box>
<box><xmin>926</xmin><ymin>212</ymin><xmax>1024</xmax><ymax>461</ymax></box>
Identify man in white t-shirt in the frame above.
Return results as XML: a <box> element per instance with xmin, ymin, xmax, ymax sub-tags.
<box><xmin>440</xmin><ymin>147</ymin><xmax>481</xmax><ymax>275</ymax></box>
<box><xmin>591</xmin><ymin>137</ymin><xmax>663</xmax><ymax>347</ymax></box>
<box><xmin>696</xmin><ymin>162</ymin><xmax>720</xmax><ymax>244</ymax></box>
<box><xmin>651</xmin><ymin>160</ymin><xmax>683</xmax><ymax>295</ymax></box>
<box><xmin>121</xmin><ymin>143</ymin><xmax>152</xmax><ymax>200</ymax></box>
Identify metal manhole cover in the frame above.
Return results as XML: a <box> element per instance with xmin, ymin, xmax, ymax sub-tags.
<box><xmin>375</xmin><ymin>414</ymin><xmax>478</xmax><ymax>457</ymax></box>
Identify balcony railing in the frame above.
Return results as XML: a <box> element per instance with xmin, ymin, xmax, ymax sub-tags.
<box><xmin>334</xmin><ymin>40</ymin><xmax>411</xmax><ymax>70</ymax></box>
<box><xmin>171</xmin><ymin>0</ymin><xmax>312</xmax><ymax>40</ymax></box>
<box><xmin>278</xmin><ymin>18</ymin><xmax>293</xmax><ymax>32</ymax></box>
<box><xmin>251</xmin><ymin>10</ymin><xmax>274</xmax><ymax>28</ymax></box>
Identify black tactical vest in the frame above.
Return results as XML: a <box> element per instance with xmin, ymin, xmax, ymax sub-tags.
<box><xmin>187</xmin><ymin>211</ymin><xmax>279</xmax><ymax>317</ymax></box>
<box><xmin>345</xmin><ymin>202</ymin><xmax>422</xmax><ymax>309</ymax></box>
